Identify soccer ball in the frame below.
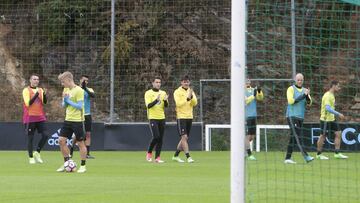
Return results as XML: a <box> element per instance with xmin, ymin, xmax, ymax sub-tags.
<box><xmin>64</xmin><ymin>160</ymin><xmax>77</xmax><ymax>172</ymax></box>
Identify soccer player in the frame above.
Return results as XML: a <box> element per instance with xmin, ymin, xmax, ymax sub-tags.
<box><xmin>144</xmin><ymin>76</ymin><xmax>168</xmax><ymax>163</ymax></box>
<box><xmin>70</xmin><ymin>75</ymin><xmax>95</xmax><ymax>159</ymax></box>
<box><xmin>316</xmin><ymin>80</ymin><xmax>348</xmax><ymax>159</ymax></box>
<box><xmin>22</xmin><ymin>74</ymin><xmax>48</xmax><ymax>164</ymax></box>
<box><xmin>284</xmin><ymin>73</ymin><xmax>314</xmax><ymax>164</ymax></box>
<box><xmin>172</xmin><ymin>75</ymin><xmax>197</xmax><ymax>163</ymax></box>
<box><xmin>245</xmin><ymin>79</ymin><xmax>264</xmax><ymax>161</ymax></box>
<box><xmin>56</xmin><ymin>71</ymin><xmax>87</xmax><ymax>173</ymax></box>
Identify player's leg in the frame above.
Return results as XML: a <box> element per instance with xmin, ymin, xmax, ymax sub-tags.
<box><xmin>247</xmin><ymin>134</ymin><xmax>256</xmax><ymax>161</ymax></box>
<box><xmin>57</xmin><ymin>136</ymin><xmax>71</xmax><ymax>172</ymax></box>
<box><xmin>172</xmin><ymin>140</ymin><xmax>184</xmax><ymax>162</ymax></box>
<box><xmin>56</xmin><ymin>122</ymin><xmax>72</xmax><ymax>172</ymax></box>
<box><xmin>172</xmin><ymin>119</ymin><xmax>185</xmax><ymax>162</ymax></box>
<box><xmin>85</xmin><ymin>132</ymin><xmax>92</xmax><ymax>157</ymax></box>
<box><xmin>59</xmin><ymin>137</ymin><xmax>70</xmax><ymax>159</ymax></box>
<box><xmin>184</xmin><ymin>119</ymin><xmax>194</xmax><ymax>163</ymax></box>
<box><xmin>181</xmin><ymin>135</ymin><xmax>189</xmax><ymax>156</ymax></box>
<box><xmin>85</xmin><ymin>115</ymin><xmax>94</xmax><ymax>159</ymax></box>
<box><xmin>147</xmin><ymin>120</ymin><xmax>159</xmax><ymax>162</ymax></box>
<box><xmin>291</xmin><ymin>118</ymin><xmax>313</xmax><ymax>162</ymax></box>
<box><xmin>33</xmin><ymin>121</ymin><xmax>48</xmax><ymax>163</ymax></box>
<box><xmin>77</xmin><ymin>140</ymin><xmax>87</xmax><ymax>172</ymax></box>
<box><xmin>245</xmin><ymin>118</ymin><xmax>251</xmax><ymax>156</ymax></box>
<box><xmin>154</xmin><ymin>120</ymin><xmax>165</xmax><ymax>163</ymax></box>
<box><xmin>333</xmin><ymin>122</ymin><xmax>348</xmax><ymax>159</ymax></box>
<box><xmin>74</xmin><ymin>122</ymin><xmax>87</xmax><ymax>173</ymax></box>
<box><xmin>25</xmin><ymin>123</ymin><xmax>36</xmax><ymax>164</ymax></box>
<box><xmin>316</xmin><ymin>121</ymin><xmax>329</xmax><ymax>160</ymax></box>
<box><xmin>284</xmin><ymin>117</ymin><xmax>297</xmax><ymax>164</ymax></box>
<box><xmin>247</xmin><ymin>118</ymin><xmax>256</xmax><ymax>160</ymax></box>
<box><xmin>69</xmin><ymin>135</ymin><xmax>76</xmax><ymax>157</ymax></box>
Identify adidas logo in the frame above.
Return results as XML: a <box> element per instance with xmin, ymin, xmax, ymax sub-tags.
<box><xmin>48</xmin><ymin>129</ymin><xmax>73</xmax><ymax>146</ymax></box>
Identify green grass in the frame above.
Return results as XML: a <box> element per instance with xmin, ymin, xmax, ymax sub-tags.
<box><xmin>0</xmin><ymin>151</ymin><xmax>360</xmax><ymax>203</ymax></box>
<box><xmin>247</xmin><ymin>152</ymin><xmax>360</xmax><ymax>203</ymax></box>
<box><xmin>0</xmin><ymin>151</ymin><xmax>229</xmax><ymax>203</ymax></box>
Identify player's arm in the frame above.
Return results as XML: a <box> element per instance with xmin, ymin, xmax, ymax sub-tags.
<box><xmin>163</xmin><ymin>92</ymin><xmax>169</xmax><ymax>108</ymax></box>
<box><xmin>61</xmin><ymin>99</ymin><xmax>67</xmax><ymax>107</ymax></box>
<box><xmin>81</xmin><ymin>81</ymin><xmax>95</xmax><ymax>98</ymax></box>
<box><xmin>64</xmin><ymin>90</ymin><xmax>84</xmax><ymax>110</ymax></box>
<box><xmin>29</xmin><ymin>93</ymin><xmax>39</xmax><ymax>105</ymax></box>
<box><xmin>174</xmin><ymin>90</ymin><xmax>187</xmax><ymax>107</ymax></box>
<box><xmin>145</xmin><ymin>92</ymin><xmax>159</xmax><ymax>109</ymax></box>
<box><xmin>324</xmin><ymin>97</ymin><xmax>342</xmax><ymax>116</ymax></box>
<box><xmin>41</xmin><ymin>88</ymin><xmax>48</xmax><ymax>104</ymax></box>
<box><xmin>287</xmin><ymin>87</ymin><xmax>306</xmax><ymax>104</ymax></box>
<box><xmin>255</xmin><ymin>87</ymin><xmax>264</xmax><ymax>101</ymax></box>
<box><xmin>84</xmin><ymin>87</ymin><xmax>95</xmax><ymax>98</ymax></box>
<box><xmin>190</xmin><ymin>91</ymin><xmax>197</xmax><ymax>106</ymax></box>
<box><xmin>61</xmin><ymin>89</ymin><xmax>68</xmax><ymax>107</ymax></box>
<box><xmin>64</xmin><ymin>97</ymin><xmax>83</xmax><ymax>110</ymax></box>
<box><xmin>24</xmin><ymin>88</ymin><xmax>40</xmax><ymax>106</ymax></box>
<box><xmin>325</xmin><ymin>105</ymin><xmax>340</xmax><ymax>116</ymax></box>
<box><xmin>306</xmin><ymin>94</ymin><xmax>312</xmax><ymax>106</ymax></box>
<box><xmin>246</xmin><ymin>95</ymin><xmax>255</xmax><ymax>105</ymax></box>
<box><xmin>22</xmin><ymin>88</ymin><xmax>30</xmax><ymax>107</ymax></box>
<box><xmin>287</xmin><ymin>87</ymin><xmax>295</xmax><ymax>104</ymax></box>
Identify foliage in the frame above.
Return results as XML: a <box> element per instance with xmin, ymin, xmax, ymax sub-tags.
<box><xmin>36</xmin><ymin>0</ymin><xmax>107</xmax><ymax>44</ymax></box>
<box><xmin>102</xmin><ymin>21</ymin><xmax>138</xmax><ymax>65</ymax></box>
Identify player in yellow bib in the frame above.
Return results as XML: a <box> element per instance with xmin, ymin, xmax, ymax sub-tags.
<box><xmin>144</xmin><ymin>77</ymin><xmax>168</xmax><ymax>163</ymax></box>
<box><xmin>317</xmin><ymin>80</ymin><xmax>348</xmax><ymax>160</ymax></box>
<box><xmin>56</xmin><ymin>71</ymin><xmax>87</xmax><ymax>173</ymax></box>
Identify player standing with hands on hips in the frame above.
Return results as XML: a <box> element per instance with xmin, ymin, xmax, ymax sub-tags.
<box><xmin>172</xmin><ymin>75</ymin><xmax>197</xmax><ymax>163</ymax></box>
<box><xmin>145</xmin><ymin>76</ymin><xmax>168</xmax><ymax>163</ymax></box>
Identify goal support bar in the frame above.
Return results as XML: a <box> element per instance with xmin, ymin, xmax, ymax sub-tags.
<box><xmin>256</xmin><ymin>125</ymin><xmax>289</xmax><ymax>152</ymax></box>
<box><xmin>205</xmin><ymin>124</ymin><xmax>290</xmax><ymax>152</ymax></box>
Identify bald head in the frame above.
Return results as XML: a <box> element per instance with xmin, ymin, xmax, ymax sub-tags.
<box><xmin>294</xmin><ymin>73</ymin><xmax>304</xmax><ymax>87</ymax></box>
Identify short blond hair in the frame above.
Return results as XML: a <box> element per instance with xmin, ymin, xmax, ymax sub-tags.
<box><xmin>58</xmin><ymin>71</ymin><xmax>74</xmax><ymax>81</ymax></box>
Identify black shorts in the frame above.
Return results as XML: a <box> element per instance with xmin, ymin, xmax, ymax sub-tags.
<box><xmin>149</xmin><ymin>119</ymin><xmax>165</xmax><ymax>139</ymax></box>
<box><xmin>320</xmin><ymin>121</ymin><xmax>340</xmax><ymax>136</ymax></box>
<box><xmin>59</xmin><ymin>121</ymin><xmax>85</xmax><ymax>141</ymax></box>
<box><xmin>24</xmin><ymin>121</ymin><xmax>46</xmax><ymax>135</ymax></box>
<box><xmin>177</xmin><ymin>119</ymin><xmax>192</xmax><ymax>137</ymax></box>
<box><xmin>246</xmin><ymin>118</ymin><xmax>256</xmax><ymax>135</ymax></box>
<box><xmin>84</xmin><ymin>115</ymin><xmax>92</xmax><ymax>132</ymax></box>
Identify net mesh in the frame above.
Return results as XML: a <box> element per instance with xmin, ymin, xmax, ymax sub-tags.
<box><xmin>0</xmin><ymin>0</ymin><xmax>231</xmax><ymax>122</ymax></box>
<box><xmin>245</xmin><ymin>0</ymin><xmax>360</xmax><ymax>202</ymax></box>
<box><xmin>1</xmin><ymin>0</ymin><xmax>360</xmax><ymax>202</ymax></box>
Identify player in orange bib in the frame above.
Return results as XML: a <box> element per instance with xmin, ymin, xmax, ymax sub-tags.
<box><xmin>22</xmin><ymin>74</ymin><xmax>49</xmax><ymax>164</ymax></box>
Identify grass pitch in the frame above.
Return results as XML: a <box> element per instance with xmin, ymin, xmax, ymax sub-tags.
<box><xmin>0</xmin><ymin>151</ymin><xmax>229</xmax><ymax>203</ymax></box>
<box><xmin>0</xmin><ymin>151</ymin><xmax>359</xmax><ymax>203</ymax></box>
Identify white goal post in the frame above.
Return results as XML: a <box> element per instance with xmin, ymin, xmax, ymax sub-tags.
<box><xmin>205</xmin><ymin>124</ymin><xmax>289</xmax><ymax>152</ymax></box>
<box><xmin>256</xmin><ymin>125</ymin><xmax>289</xmax><ymax>152</ymax></box>
<box><xmin>205</xmin><ymin>124</ymin><xmax>231</xmax><ymax>151</ymax></box>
